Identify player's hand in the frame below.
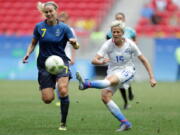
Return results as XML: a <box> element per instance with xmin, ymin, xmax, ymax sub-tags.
<box><xmin>69</xmin><ymin>39</ymin><xmax>79</xmax><ymax>49</ymax></box>
<box><xmin>102</xmin><ymin>58</ymin><xmax>110</xmax><ymax>64</ymax></box>
<box><xmin>74</xmin><ymin>42</ymin><xmax>80</xmax><ymax>49</ymax></box>
<box><xmin>69</xmin><ymin>60</ymin><xmax>75</xmax><ymax>65</ymax></box>
<box><xmin>71</xmin><ymin>42</ymin><xmax>79</xmax><ymax>49</ymax></box>
<box><xmin>149</xmin><ymin>78</ymin><xmax>157</xmax><ymax>87</ymax></box>
<box><xmin>22</xmin><ymin>55</ymin><xmax>29</xmax><ymax>63</ymax></box>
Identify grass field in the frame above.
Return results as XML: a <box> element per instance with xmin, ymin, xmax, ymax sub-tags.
<box><xmin>0</xmin><ymin>80</ymin><xmax>180</xmax><ymax>135</ymax></box>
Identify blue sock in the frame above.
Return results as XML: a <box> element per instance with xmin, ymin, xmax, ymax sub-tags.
<box><xmin>60</xmin><ymin>96</ymin><xmax>70</xmax><ymax>124</ymax></box>
<box><xmin>85</xmin><ymin>79</ymin><xmax>111</xmax><ymax>89</ymax></box>
<box><xmin>106</xmin><ymin>100</ymin><xmax>128</xmax><ymax>124</ymax></box>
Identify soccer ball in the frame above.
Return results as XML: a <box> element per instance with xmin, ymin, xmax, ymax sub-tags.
<box><xmin>45</xmin><ymin>55</ymin><xmax>64</xmax><ymax>75</ymax></box>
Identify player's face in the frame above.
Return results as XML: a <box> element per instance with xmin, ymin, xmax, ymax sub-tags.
<box><xmin>112</xmin><ymin>26</ymin><xmax>124</xmax><ymax>42</ymax></box>
<box><xmin>44</xmin><ymin>5</ymin><xmax>57</xmax><ymax>21</ymax></box>
<box><xmin>115</xmin><ymin>14</ymin><xmax>125</xmax><ymax>22</ymax></box>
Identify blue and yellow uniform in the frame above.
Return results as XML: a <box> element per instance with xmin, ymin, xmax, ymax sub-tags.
<box><xmin>33</xmin><ymin>20</ymin><xmax>74</xmax><ymax>89</ymax></box>
<box><xmin>106</xmin><ymin>26</ymin><xmax>136</xmax><ymax>40</ymax></box>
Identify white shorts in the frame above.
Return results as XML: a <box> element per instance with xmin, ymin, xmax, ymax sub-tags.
<box><xmin>105</xmin><ymin>67</ymin><xmax>135</xmax><ymax>94</ymax></box>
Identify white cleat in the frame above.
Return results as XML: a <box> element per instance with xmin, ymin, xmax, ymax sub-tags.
<box><xmin>76</xmin><ymin>72</ymin><xmax>87</xmax><ymax>90</ymax></box>
<box><xmin>58</xmin><ymin>123</ymin><xmax>67</xmax><ymax>131</ymax></box>
<box><xmin>116</xmin><ymin>122</ymin><xmax>132</xmax><ymax>132</ymax></box>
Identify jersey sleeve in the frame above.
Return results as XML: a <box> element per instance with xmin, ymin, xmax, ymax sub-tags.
<box><xmin>33</xmin><ymin>24</ymin><xmax>40</xmax><ymax>40</ymax></box>
<box><xmin>97</xmin><ymin>40</ymin><xmax>110</xmax><ymax>57</ymax></box>
<box><xmin>65</xmin><ymin>25</ymin><xmax>74</xmax><ymax>39</ymax></box>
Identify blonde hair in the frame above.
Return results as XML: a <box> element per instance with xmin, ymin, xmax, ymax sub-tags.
<box><xmin>37</xmin><ymin>1</ymin><xmax>58</xmax><ymax>13</ymax></box>
<box><xmin>111</xmin><ymin>20</ymin><xmax>125</xmax><ymax>30</ymax></box>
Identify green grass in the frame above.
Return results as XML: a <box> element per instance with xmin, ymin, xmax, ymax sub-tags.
<box><xmin>0</xmin><ymin>80</ymin><xmax>180</xmax><ymax>135</ymax></box>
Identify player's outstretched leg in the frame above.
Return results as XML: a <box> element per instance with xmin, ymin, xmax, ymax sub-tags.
<box><xmin>76</xmin><ymin>72</ymin><xmax>111</xmax><ymax>90</ymax></box>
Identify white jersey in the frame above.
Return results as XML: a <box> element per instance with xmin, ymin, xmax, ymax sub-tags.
<box><xmin>65</xmin><ymin>27</ymin><xmax>76</xmax><ymax>59</ymax></box>
<box><xmin>97</xmin><ymin>38</ymin><xmax>142</xmax><ymax>74</ymax></box>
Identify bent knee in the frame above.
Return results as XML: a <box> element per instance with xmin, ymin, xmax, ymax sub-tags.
<box><xmin>58</xmin><ymin>86</ymin><xmax>68</xmax><ymax>97</ymax></box>
<box><xmin>60</xmin><ymin>90</ymin><xmax>68</xmax><ymax>97</ymax></box>
<box><xmin>101</xmin><ymin>90</ymin><xmax>112</xmax><ymax>104</ymax></box>
<box><xmin>101</xmin><ymin>95</ymin><xmax>110</xmax><ymax>104</ymax></box>
<box><xmin>42</xmin><ymin>96</ymin><xmax>54</xmax><ymax>104</ymax></box>
<box><xmin>41</xmin><ymin>88</ymin><xmax>54</xmax><ymax>104</ymax></box>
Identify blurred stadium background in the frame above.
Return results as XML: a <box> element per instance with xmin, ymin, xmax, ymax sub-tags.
<box><xmin>0</xmin><ymin>0</ymin><xmax>180</xmax><ymax>81</ymax></box>
<box><xmin>1</xmin><ymin>1</ymin><xmax>180</xmax><ymax>135</ymax></box>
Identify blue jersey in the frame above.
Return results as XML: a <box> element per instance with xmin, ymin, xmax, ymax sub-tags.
<box><xmin>106</xmin><ymin>26</ymin><xmax>136</xmax><ymax>40</ymax></box>
<box><xmin>33</xmin><ymin>20</ymin><xmax>74</xmax><ymax>68</ymax></box>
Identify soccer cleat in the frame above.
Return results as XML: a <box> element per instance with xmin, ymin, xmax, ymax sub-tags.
<box><xmin>116</xmin><ymin>122</ymin><xmax>132</xmax><ymax>132</ymax></box>
<box><xmin>123</xmin><ymin>103</ymin><xmax>131</xmax><ymax>110</ymax></box>
<box><xmin>58</xmin><ymin>123</ymin><xmax>67</xmax><ymax>131</ymax></box>
<box><xmin>76</xmin><ymin>72</ymin><xmax>87</xmax><ymax>90</ymax></box>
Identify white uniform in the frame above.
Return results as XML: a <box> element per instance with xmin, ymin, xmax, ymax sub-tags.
<box><xmin>64</xmin><ymin>27</ymin><xmax>76</xmax><ymax>60</ymax></box>
<box><xmin>97</xmin><ymin>38</ymin><xmax>142</xmax><ymax>92</ymax></box>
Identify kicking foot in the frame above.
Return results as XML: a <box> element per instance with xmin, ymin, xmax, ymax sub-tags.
<box><xmin>116</xmin><ymin>122</ymin><xmax>132</xmax><ymax>132</ymax></box>
<box><xmin>58</xmin><ymin>123</ymin><xmax>67</xmax><ymax>131</ymax></box>
<box><xmin>76</xmin><ymin>72</ymin><xmax>87</xmax><ymax>90</ymax></box>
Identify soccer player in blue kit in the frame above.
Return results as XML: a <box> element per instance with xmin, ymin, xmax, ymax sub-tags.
<box><xmin>22</xmin><ymin>1</ymin><xmax>79</xmax><ymax>131</ymax></box>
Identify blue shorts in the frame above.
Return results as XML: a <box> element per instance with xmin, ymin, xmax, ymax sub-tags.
<box><xmin>38</xmin><ymin>64</ymin><xmax>72</xmax><ymax>90</ymax></box>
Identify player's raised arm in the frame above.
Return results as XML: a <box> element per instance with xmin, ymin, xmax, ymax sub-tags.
<box><xmin>22</xmin><ymin>38</ymin><xmax>38</xmax><ymax>63</ymax></box>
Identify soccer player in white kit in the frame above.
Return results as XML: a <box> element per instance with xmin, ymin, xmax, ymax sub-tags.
<box><xmin>76</xmin><ymin>20</ymin><xmax>156</xmax><ymax>131</ymax></box>
<box><xmin>106</xmin><ymin>12</ymin><xmax>137</xmax><ymax>109</ymax></box>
